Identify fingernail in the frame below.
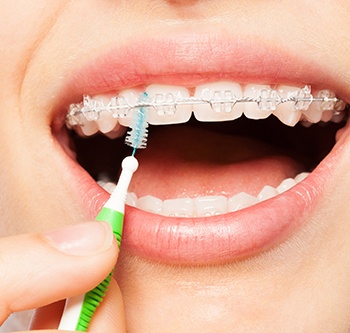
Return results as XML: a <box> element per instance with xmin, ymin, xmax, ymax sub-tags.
<box><xmin>44</xmin><ymin>222</ymin><xmax>114</xmax><ymax>256</ymax></box>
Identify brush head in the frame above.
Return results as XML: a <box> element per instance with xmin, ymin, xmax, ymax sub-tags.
<box><xmin>125</xmin><ymin>93</ymin><xmax>150</xmax><ymax>151</ymax></box>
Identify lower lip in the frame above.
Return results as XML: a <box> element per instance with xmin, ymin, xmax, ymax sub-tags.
<box><xmin>68</xmin><ymin>140</ymin><xmax>339</xmax><ymax>265</ymax></box>
<box><xmin>123</xmin><ymin>175</ymin><xmax>320</xmax><ymax>265</ymax></box>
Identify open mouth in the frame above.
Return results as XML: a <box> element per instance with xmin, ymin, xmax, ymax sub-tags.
<box><xmin>65</xmin><ymin>83</ymin><xmax>346</xmax><ymax>216</ymax></box>
<box><xmin>51</xmin><ymin>35</ymin><xmax>350</xmax><ymax>265</ymax></box>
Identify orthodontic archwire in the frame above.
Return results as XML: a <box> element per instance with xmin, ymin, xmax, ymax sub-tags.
<box><xmin>66</xmin><ymin>85</ymin><xmax>348</xmax><ymax>127</ymax></box>
<box><xmin>58</xmin><ymin>93</ymin><xmax>149</xmax><ymax>332</ymax></box>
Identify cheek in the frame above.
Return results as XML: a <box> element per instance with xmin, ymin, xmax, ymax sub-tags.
<box><xmin>0</xmin><ymin>126</ymin><xmax>84</xmax><ymax>236</ymax></box>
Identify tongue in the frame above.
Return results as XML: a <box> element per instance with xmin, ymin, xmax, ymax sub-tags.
<box><xmin>129</xmin><ymin>125</ymin><xmax>304</xmax><ymax>199</ymax></box>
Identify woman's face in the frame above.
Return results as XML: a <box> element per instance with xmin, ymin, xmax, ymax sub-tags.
<box><xmin>2</xmin><ymin>1</ymin><xmax>350</xmax><ymax>331</ymax></box>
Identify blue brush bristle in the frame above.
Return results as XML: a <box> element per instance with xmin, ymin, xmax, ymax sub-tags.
<box><xmin>125</xmin><ymin>92</ymin><xmax>149</xmax><ymax>153</ymax></box>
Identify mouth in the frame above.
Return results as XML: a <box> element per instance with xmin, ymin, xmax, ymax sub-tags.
<box><xmin>52</xmin><ymin>34</ymin><xmax>350</xmax><ymax>265</ymax></box>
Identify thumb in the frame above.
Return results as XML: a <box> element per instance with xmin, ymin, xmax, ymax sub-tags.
<box><xmin>0</xmin><ymin>221</ymin><xmax>118</xmax><ymax>325</ymax></box>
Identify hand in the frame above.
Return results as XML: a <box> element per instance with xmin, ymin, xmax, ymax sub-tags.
<box><xmin>0</xmin><ymin>222</ymin><xmax>126</xmax><ymax>332</ymax></box>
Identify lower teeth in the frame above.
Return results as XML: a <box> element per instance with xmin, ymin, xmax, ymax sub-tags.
<box><xmin>98</xmin><ymin>172</ymin><xmax>309</xmax><ymax>217</ymax></box>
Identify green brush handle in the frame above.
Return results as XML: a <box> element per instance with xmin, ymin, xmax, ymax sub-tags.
<box><xmin>95</xmin><ymin>208</ymin><xmax>124</xmax><ymax>247</ymax></box>
<box><xmin>75</xmin><ymin>208</ymin><xmax>124</xmax><ymax>332</ymax></box>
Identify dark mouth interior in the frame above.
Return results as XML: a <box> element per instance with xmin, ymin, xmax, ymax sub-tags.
<box><xmin>68</xmin><ymin>115</ymin><xmax>344</xmax><ymax>182</ymax></box>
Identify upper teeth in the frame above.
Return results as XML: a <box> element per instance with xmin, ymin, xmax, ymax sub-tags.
<box><xmin>66</xmin><ymin>82</ymin><xmax>346</xmax><ymax>136</ymax></box>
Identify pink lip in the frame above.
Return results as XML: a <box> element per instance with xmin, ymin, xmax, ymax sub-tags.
<box><xmin>59</xmin><ymin>33</ymin><xmax>347</xmax><ymax>108</ymax></box>
<box><xmin>57</xmin><ymin>33</ymin><xmax>348</xmax><ymax>265</ymax></box>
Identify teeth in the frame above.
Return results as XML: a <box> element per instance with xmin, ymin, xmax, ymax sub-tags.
<box><xmin>145</xmin><ymin>85</ymin><xmax>192</xmax><ymax>125</ymax></box>
<box><xmin>276</xmin><ymin>178</ymin><xmax>296</xmax><ymax>193</ymax></box>
<box><xmin>319</xmin><ymin>90</ymin><xmax>337</xmax><ymax>111</ymax></box>
<box><xmin>293</xmin><ymin>85</ymin><xmax>313</xmax><ymax>111</ymax></box>
<box><xmin>258</xmin><ymin>185</ymin><xmax>278</xmax><ymax>202</ymax></box>
<box><xmin>321</xmin><ymin>110</ymin><xmax>334</xmax><ymax>122</ymax></box>
<box><xmin>80</xmin><ymin>118</ymin><xmax>99</xmax><ymax>136</ymax></box>
<box><xmin>82</xmin><ymin>95</ymin><xmax>100</xmax><ymax>121</ymax></box>
<box><xmin>126</xmin><ymin>192</ymin><xmax>138</xmax><ymax>207</ymax></box>
<box><xmin>97</xmin><ymin>110</ymin><xmax>118</xmax><ymax>133</ymax></box>
<box><xmin>93</xmin><ymin>94</ymin><xmax>119</xmax><ymax>133</ymax></box>
<box><xmin>227</xmin><ymin>192</ymin><xmax>258</xmax><ymax>212</ymax></box>
<box><xmin>244</xmin><ymin>84</ymin><xmax>273</xmax><ymax>119</ymax></box>
<box><xmin>295</xmin><ymin>172</ymin><xmax>309</xmax><ymax>183</ymax></box>
<box><xmin>98</xmin><ymin>172</ymin><xmax>309</xmax><ymax>217</ymax></box>
<box><xmin>302</xmin><ymin>89</ymin><xmax>337</xmax><ymax>123</ymax></box>
<box><xmin>128</xmin><ymin>172</ymin><xmax>310</xmax><ymax>217</ymax></box>
<box><xmin>99</xmin><ymin>181</ymin><xmax>116</xmax><ymax>194</ymax></box>
<box><xmin>302</xmin><ymin>102</ymin><xmax>323</xmax><ymax>123</ymax></box>
<box><xmin>103</xmin><ymin>123</ymin><xmax>127</xmax><ymax>139</ymax></box>
<box><xmin>273</xmin><ymin>85</ymin><xmax>303</xmax><ymax>126</ymax></box>
<box><xmin>117</xmin><ymin>89</ymin><xmax>142</xmax><ymax>127</ymax></box>
<box><xmin>194</xmin><ymin>196</ymin><xmax>228</xmax><ymax>216</ymax></box>
<box><xmin>66</xmin><ymin>82</ymin><xmax>346</xmax><ymax>136</ymax></box>
<box><xmin>193</xmin><ymin>81</ymin><xmax>244</xmax><ymax>121</ymax></box>
<box><xmin>137</xmin><ymin>195</ymin><xmax>163</xmax><ymax>214</ymax></box>
<box><xmin>162</xmin><ymin>198</ymin><xmax>194</xmax><ymax>217</ymax></box>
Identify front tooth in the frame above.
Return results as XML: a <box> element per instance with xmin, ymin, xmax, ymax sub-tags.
<box><xmin>194</xmin><ymin>196</ymin><xmax>227</xmax><ymax>217</ymax></box>
<box><xmin>227</xmin><ymin>192</ymin><xmax>258</xmax><ymax>212</ymax></box>
<box><xmin>118</xmin><ymin>89</ymin><xmax>143</xmax><ymax>127</ymax></box>
<box><xmin>193</xmin><ymin>82</ymin><xmax>244</xmax><ymax>121</ymax></box>
<box><xmin>137</xmin><ymin>195</ymin><xmax>163</xmax><ymax>214</ymax></box>
<box><xmin>145</xmin><ymin>85</ymin><xmax>192</xmax><ymax>125</ymax></box>
<box><xmin>274</xmin><ymin>85</ymin><xmax>302</xmax><ymax>126</ymax></box>
<box><xmin>244</xmin><ymin>84</ymin><xmax>273</xmax><ymax>119</ymax></box>
<box><xmin>258</xmin><ymin>186</ymin><xmax>278</xmax><ymax>202</ymax></box>
<box><xmin>162</xmin><ymin>198</ymin><xmax>194</xmax><ymax>217</ymax></box>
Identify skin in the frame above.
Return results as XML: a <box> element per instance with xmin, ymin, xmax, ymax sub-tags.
<box><xmin>1</xmin><ymin>1</ymin><xmax>350</xmax><ymax>332</ymax></box>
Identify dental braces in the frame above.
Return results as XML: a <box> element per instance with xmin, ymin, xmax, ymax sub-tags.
<box><xmin>66</xmin><ymin>85</ymin><xmax>347</xmax><ymax>127</ymax></box>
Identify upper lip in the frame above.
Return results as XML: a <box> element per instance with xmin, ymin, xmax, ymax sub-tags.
<box><xmin>51</xmin><ymin>32</ymin><xmax>350</xmax><ymax>265</ymax></box>
<box><xmin>53</xmin><ymin>33</ymin><xmax>350</xmax><ymax>127</ymax></box>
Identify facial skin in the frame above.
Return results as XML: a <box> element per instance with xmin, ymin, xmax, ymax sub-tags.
<box><xmin>1</xmin><ymin>1</ymin><xmax>350</xmax><ymax>332</ymax></box>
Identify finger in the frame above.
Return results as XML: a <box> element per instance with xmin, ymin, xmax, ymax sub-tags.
<box><xmin>0</xmin><ymin>222</ymin><xmax>118</xmax><ymax>324</ymax></box>
<box><xmin>30</xmin><ymin>279</ymin><xmax>126</xmax><ymax>332</ymax></box>
<box><xmin>29</xmin><ymin>301</ymin><xmax>65</xmax><ymax>330</ymax></box>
